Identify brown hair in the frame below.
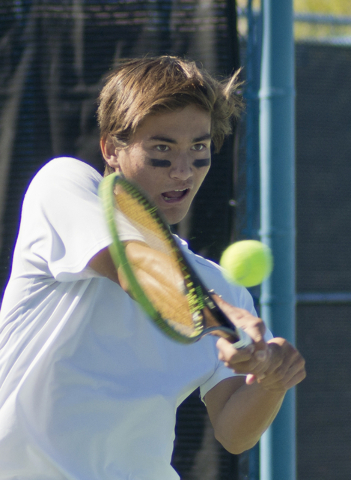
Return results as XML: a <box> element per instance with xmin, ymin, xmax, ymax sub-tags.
<box><xmin>97</xmin><ymin>55</ymin><xmax>244</xmax><ymax>175</ymax></box>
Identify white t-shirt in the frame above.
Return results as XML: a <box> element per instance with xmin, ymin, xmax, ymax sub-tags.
<box><xmin>0</xmin><ymin>158</ymin><xmax>258</xmax><ymax>480</ymax></box>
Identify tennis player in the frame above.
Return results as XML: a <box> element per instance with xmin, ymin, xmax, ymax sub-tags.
<box><xmin>0</xmin><ymin>56</ymin><xmax>305</xmax><ymax>479</ymax></box>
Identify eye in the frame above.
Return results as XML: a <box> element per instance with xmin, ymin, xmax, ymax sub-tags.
<box><xmin>155</xmin><ymin>145</ymin><xmax>170</xmax><ymax>152</ymax></box>
<box><xmin>192</xmin><ymin>143</ymin><xmax>207</xmax><ymax>152</ymax></box>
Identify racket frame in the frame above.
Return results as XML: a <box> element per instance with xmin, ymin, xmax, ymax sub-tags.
<box><xmin>99</xmin><ymin>173</ymin><xmax>252</xmax><ymax>348</ymax></box>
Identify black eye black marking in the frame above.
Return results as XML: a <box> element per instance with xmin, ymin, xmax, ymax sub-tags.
<box><xmin>149</xmin><ymin>159</ymin><xmax>172</xmax><ymax>167</ymax></box>
<box><xmin>148</xmin><ymin>158</ymin><xmax>210</xmax><ymax>168</ymax></box>
<box><xmin>193</xmin><ymin>158</ymin><xmax>211</xmax><ymax>168</ymax></box>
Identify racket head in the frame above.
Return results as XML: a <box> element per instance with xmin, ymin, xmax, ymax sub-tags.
<box><xmin>98</xmin><ymin>173</ymin><xmax>243</xmax><ymax>345</ymax></box>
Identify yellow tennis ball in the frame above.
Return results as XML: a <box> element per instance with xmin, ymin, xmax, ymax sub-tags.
<box><xmin>220</xmin><ymin>240</ymin><xmax>273</xmax><ymax>287</ymax></box>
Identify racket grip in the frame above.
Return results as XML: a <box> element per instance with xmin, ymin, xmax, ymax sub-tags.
<box><xmin>232</xmin><ymin>328</ymin><xmax>252</xmax><ymax>350</ymax></box>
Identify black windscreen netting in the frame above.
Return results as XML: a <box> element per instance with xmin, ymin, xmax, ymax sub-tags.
<box><xmin>295</xmin><ymin>41</ymin><xmax>351</xmax><ymax>480</ymax></box>
<box><xmin>0</xmin><ymin>0</ymin><xmax>240</xmax><ymax>292</ymax></box>
<box><xmin>0</xmin><ymin>2</ymin><xmax>241</xmax><ymax>479</ymax></box>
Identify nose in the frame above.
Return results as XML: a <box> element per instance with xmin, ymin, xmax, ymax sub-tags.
<box><xmin>169</xmin><ymin>156</ymin><xmax>193</xmax><ymax>181</ymax></box>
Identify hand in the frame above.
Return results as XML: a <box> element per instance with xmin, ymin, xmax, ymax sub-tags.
<box><xmin>214</xmin><ymin>296</ymin><xmax>270</xmax><ymax>377</ymax></box>
<box><xmin>246</xmin><ymin>338</ymin><xmax>306</xmax><ymax>392</ymax></box>
<box><xmin>214</xmin><ymin>297</ymin><xmax>306</xmax><ymax>392</ymax></box>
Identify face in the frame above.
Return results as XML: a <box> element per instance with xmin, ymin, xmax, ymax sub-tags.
<box><xmin>102</xmin><ymin>105</ymin><xmax>212</xmax><ymax>224</ymax></box>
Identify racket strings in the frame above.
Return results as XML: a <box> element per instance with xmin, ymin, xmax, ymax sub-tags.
<box><xmin>115</xmin><ymin>186</ymin><xmax>205</xmax><ymax>334</ymax></box>
<box><xmin>115</xmin><ymin>188</ymin><xmax>177</xmax><ymax>260</ymax></box>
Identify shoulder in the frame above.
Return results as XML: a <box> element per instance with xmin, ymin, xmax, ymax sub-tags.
<box><xmin>30</xmin><ymin>157</ymin><xmax>102</xmax><ymax>188</ymax></box>
<box><xmin>25</xmin><ymin>157</ymin><xmax>102</xmax><ymax>203</ymax></box>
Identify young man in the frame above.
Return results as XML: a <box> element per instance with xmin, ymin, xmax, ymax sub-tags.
<box><xmin>0</xmin><ymin>56</ymin><xmax>305</xmax><ymax>480</ymax></box>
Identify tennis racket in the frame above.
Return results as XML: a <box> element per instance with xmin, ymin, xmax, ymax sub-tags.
<box><xmin>98</xmin><ymin>173</ymin><xmax>252</xmax><ymax>349</ymax></box>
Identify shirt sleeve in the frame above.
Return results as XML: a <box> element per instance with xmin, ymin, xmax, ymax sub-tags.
<box><xmin>199</xmin><ymin>355</ymin><xmax>238</xmax><ymax>401</ymax></box>
<box><xmin>20</xmin><ymin>158</ymin><xmax>113</xmax><ymax>282</ymax></box>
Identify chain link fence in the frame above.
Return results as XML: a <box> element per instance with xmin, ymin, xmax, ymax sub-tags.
<box><xmin>236</xmin><ymin>6</ymin><xmax>351</xmax><ymax>480</ymax></box>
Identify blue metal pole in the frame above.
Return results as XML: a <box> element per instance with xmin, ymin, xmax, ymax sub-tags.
<box><xmin>258</xmin><ymin>0</ymin><xmax>296</xmax><ymax>479</ymax></box>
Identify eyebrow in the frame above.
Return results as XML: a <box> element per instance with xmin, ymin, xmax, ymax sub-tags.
<box><xmin>148</xmin><ymin>133</ymin><xmax>211</xmax><ymax>144</ymax></box>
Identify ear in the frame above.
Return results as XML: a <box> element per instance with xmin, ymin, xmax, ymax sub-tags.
<box><xmin>100</xmin><ymin>135</ymin><xmax>121</xmax><ymax>172</ymax></box>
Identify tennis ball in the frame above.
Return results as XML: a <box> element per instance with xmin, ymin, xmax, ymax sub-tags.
<box><xmin>220</xmin><ymin>240</ymin><xmax>273</xmax><ymax>287</ymax></box>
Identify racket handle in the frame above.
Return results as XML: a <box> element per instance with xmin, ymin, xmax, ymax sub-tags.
<box><xmin>232</xmin><ymin>328</ymin><xmax>252</xmax><ymax>350</ymax></box>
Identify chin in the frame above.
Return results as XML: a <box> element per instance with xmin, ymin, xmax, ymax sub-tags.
<box><xmin>163</xmin><ymin>211</ymin><xmax>187</xmax><ymax>226</ymax></box>
<box><xmin>164</xmin><ymin>217</ymin><xmax>181</xmax><ymax>226</ymax></box>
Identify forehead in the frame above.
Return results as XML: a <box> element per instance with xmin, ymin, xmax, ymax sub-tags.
<box><xmin>132</xmin><ymin>105</ymin><xmax>212</xmax><ymax>144</ymax></box>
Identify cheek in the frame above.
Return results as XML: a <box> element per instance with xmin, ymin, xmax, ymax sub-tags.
<box><xmin>121</xmin><ymin>159</ymin><xmax>148</xmax><ymax>182</ymax></box>
<box><xmin>132</xmin><ymin>169</ymin><xmax>163</xmax><ymax>196</ymax></box>
<box><xmin>194</xmin><ymin>167</ymin><xmax>210</xmax><ymax>189</ymax></box>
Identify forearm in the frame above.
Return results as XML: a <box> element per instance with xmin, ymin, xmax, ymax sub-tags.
<box><xmin>204</xmin><ymin>299</ymin><xmax>305</xmax><ymax>455</ymax></box>
<box><xmin>209</xmin><ymin>380</ymin><xmax>285</xmax><ymax>454</ymax></box>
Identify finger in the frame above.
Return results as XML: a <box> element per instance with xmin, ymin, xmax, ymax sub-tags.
<box><xmin>258</xmin><ymin>356</ymin><xmax>306</xmax><ymax>390</ymax></box>
<box><xmin>283</xmin><ymin>368</ymin><xmax>306</xmax><ymax>389</ymax></box>
<box><xmin>214</xmin><ymin>296</ymin><xmax>266</xmax><ymax>345</ymax></box>
<box><xmin>258</xmin><ymin>370</ymin><xmax>305</xmax><ymax>391</ymax></box>
<box><xmin>246</xmin><ymin>373</ymin><xmax>257</xmax><ymax>385</ymax></box>
<box><xmin>244</xmin><ymin>345</ymin><xmax>282</xmax><ymax>385</ymax></box>
<box><xmin>266</xmin><ymin>344</ymin><xmax>302</xmax><ymax>380</ymax></box>
<box><xmin>217</xmin><ymin>337</ymin><xmax>255</xmax><ymax>363</ymax></box>
<box><xmin>233</xmin><ymin>348</ymin><xmax>272</xmax><ymax>376</ymax></box>
<box><xmin>244</xmin><ymin>359</ymin><xmax>271</xmax><ymax>385</ymax></box>
<box><xmin>217</xmin><ymin>337</ymin><xmax>274</xmax><ymax>379</ymax></box>
<box><xmin>222</xmin><ymin>355</ymin><xmax>272</xmax><ymax>379</ymax></box>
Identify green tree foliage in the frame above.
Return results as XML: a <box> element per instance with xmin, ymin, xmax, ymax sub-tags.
<box><xmin>294</xmin><ymin>0</ymin><xmax>351</xmax><ymax>41</ymax></box>
<box><xmin>236</xmin><ymin>0</ymin><xmax>351</xmax><ymax>41</ymax></box>
<box><xmin>294</xmin><ymin>0</ymin><xmax>351</xmax><ymax>16</ymax></box>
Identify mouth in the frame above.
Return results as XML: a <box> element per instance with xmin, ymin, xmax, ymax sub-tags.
<box><xmin>161</xmin><ymin>188</ymin><xmax>189</xmax><ymax>203</ymax></box>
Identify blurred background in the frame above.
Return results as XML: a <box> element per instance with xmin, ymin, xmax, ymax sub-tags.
<box><xmin>1</xmin><ymin>0</ymin><xmax>351</xmax><ymax>479</ymax></box>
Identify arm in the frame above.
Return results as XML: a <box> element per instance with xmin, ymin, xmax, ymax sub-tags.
<box><xmin>205</xmin><ymin>297</ymin><xmax>306</xmax><ymax>454</ymax></box>
<box><xmin>205</xmin><ymin>377</ymin><xmax>285</xmax><ymax>454</ymax></box>
<box><xmin>90</xmin><ymin>248</ymin><xmax>306</xmax><ymax>455</ymax></box>
<box><xmin>89</xmin><ymin>247</ymin><xmax>120</xmax><ymax>283</ymax></box>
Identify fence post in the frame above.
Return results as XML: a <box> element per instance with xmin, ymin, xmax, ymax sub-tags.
<box><xmin>259</xmin><ymin>0</ymin><xmax>296</xmax><ymax>479</ymax></box>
